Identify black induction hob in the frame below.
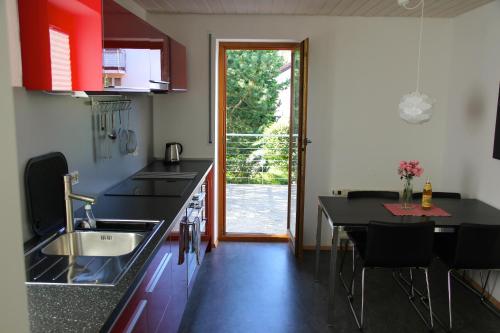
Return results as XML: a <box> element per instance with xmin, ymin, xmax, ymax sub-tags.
<box><xmin>105</xmin><ymin>178</ymin><xmax>193</xmax><ymax>197</ymax></box>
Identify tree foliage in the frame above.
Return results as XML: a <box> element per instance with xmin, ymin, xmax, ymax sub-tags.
<box><xmin>226</xmin><ymin>50</ymin><xmax>288</xmax><ymax>134</ymax></box>
<box><xmin>225</xmin><ymin>50</ymin><xmax>291</xmax><ymax>184</ymax></box>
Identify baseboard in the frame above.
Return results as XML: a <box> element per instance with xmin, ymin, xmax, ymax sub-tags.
<box><xmin>303</xmin><ymin>245</ymin><xmax>352</xmax><ymax>251</ymax></box>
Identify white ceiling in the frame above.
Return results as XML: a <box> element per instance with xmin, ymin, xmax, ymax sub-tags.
<box><xmin>133</xmin><ymin>0</ymin><xmax>494</xmax><ymax>17</ymax></box>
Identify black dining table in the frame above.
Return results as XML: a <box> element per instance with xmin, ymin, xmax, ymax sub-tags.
<box><xmin>314</xmin><ymin>196</ymin><xmax>500</xmax><ymax>325</ymax></box>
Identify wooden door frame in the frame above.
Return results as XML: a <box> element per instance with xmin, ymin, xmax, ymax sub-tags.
<box><xmin>217</xmin><ymin>42</ymin><xmax>298</xmax><ymax>242</ymax></box>
<box><xmin>292</xmin><ymin>39</ymin><xmax>309</xmax><ymax>258</ymax></box>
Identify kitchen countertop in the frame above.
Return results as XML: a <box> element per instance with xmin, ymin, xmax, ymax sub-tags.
<box><xmin>26</xmin><ymin>159</ymin><xmax>213</xmax><ymax>333</ymax></box>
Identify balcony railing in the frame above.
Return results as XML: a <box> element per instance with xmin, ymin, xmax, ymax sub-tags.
<box><xmin>226</xmin><ymin>133</ymin><xmax>298</xmax><ymax>185</ymax></box>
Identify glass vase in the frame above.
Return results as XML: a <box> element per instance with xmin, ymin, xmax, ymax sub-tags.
<box><xmin>401</xmin><ymin>179</ymin><xmax>413</xmax><ymax>209</ymax></box>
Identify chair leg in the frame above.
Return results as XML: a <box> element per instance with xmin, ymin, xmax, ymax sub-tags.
<box><xmin>424</xmin><ymin>268</ymin><xmax>434</xmax><ymax>330</ymax></box>
<box><xmin>361</xmin><ymin>267</ymin><xmax>366</xmax><ymax>329</ymax></box>
<box><xmin>352</xmin><ymin>243</ymin><xmax>356</xmax><ymax>272</ymax></box>
<box><xmin>409</xmin><ymin>268</ymin><xmax>415</xmax><ymax>298</ymax></box>
<box><xmin>344</xmin><ymin>261</ymin><xmax>363</xmax><ymax>329</ymax></box>
<box><xmin>339</xmin><ymin>239</ymin><xmax>352</xmax><ymax>296</ymax></box>
<box><xmin>349</xmin><ymin>254</ymin><xmax>357</xmax><ymax>298</ymax></box>
<box><xmin>479</xmin><ymin>270</ymin><xmax>491</xmax><ymax>302</ymax></box>
<box><xmin>447</xmin><ymin>269</ymin><xmax>453</xmax><ymax>331</ymax></box>
<box><xmin>351</xmin><ymin>243</ymin><xmax>356</xmax><ymax>295</ymax></box>
<box><xmin>339</xmin><ymin>239</ymin><xmax>348</xmax><ymax>274</ymax></box>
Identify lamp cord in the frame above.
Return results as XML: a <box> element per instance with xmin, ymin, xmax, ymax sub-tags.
<box><xmin>403</xmin><ymin>0</ymin><xmax>425</xmax><ymax>93</ymax></box>
<box><xmin>416</xmin><ymin>0</ymin><xmax>424</xmax><ymax>93</ymax></box>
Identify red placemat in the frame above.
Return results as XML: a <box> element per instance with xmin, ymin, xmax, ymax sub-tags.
<box><xmin>383</xmin><ymin>203</ymin><xmax>451</xmax><ymax>217</ymax></box>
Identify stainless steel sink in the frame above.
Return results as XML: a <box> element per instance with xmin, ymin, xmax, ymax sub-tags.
<box><xmin>42</xmin><ymin>231</ymin><xmax>145</xmax><ymax>257</ymax></box>
<box><xmin>25</xmin><ymin>218</ymin><xmax>163</xmax><ymax>285</ymax></box>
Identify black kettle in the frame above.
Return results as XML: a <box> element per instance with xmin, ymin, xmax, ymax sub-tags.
<box><xmin>165</xmin><ymin>142</ymin><xmax>183</xmax><ymax>164</ymax></box>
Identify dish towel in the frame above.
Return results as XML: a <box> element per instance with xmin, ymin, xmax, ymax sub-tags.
<box><xmin>178</xmin><ymin>217</ymin><xmax>187</xmax><ymax>265</ymax></box>
<box><xmin>192</xmin><ymin>217</ymin><xmax>201</xmax><ymax>265</ymax></box>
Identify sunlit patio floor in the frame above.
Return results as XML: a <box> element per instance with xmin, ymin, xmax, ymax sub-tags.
<box><xmin>226</xmin><ymin>184</ymin><xmax>288</xmax><ymax>235</ymax></box>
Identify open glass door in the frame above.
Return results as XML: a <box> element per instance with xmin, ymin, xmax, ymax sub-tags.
<box><xmin>287</xmin><ymin>39</ymin><xmax>309</xmax><ymax>258</ymax></box>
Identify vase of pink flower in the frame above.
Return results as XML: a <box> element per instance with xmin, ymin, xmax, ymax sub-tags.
<box><xmin>398</xmin><ymin>160</ymin><xmax>424</xmax><ymax>209</ymax></box>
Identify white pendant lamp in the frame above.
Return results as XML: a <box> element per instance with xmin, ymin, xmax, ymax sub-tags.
<box><xmin>398</xmin><ymin>0</ymin><xmax>434</xmax><ymax>124</ymax></box>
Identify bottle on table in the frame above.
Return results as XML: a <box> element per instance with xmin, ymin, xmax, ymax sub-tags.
<box><xmin>421</xmin><ymin>178</ymin><xmax>432</xmax><ymax>210</ymax></box>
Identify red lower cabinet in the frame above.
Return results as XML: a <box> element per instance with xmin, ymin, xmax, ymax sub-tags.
<box><xmin>111</xmin><ymin>231</ymin><xmax>186</xmax><ymax>333</ymax></box>
<box><xmin>111</xmin><ymin>240</ymin><xmax>173</xmax><ymax>333</ymax></box>
<box><xmin>156</xmin><ymin>236</ymin><xmax>188</xmax><ymax>332</ymax></box>
<box><xmin>145</xmin><ymin>243</ymin><xmax>173</xmax><ymax>332</ymax></box>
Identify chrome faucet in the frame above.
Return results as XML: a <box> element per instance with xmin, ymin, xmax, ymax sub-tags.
<box><xmin>64</xmin><ymin>174</ymin><xmax>96</xmax><ymax>233</ymax></box>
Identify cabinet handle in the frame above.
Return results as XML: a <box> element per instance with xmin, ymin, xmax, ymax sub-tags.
<box><xmin>145</xmin><ymin>253</ymin><xmax>172</xmax><ymax>293</ymax></box>
<box><xmin>124</xmin><ymin>299</ymin><xmax>147</xmax><ymax>333</ymax></box>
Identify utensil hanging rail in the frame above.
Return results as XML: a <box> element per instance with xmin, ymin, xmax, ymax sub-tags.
<box><xmin>90</xmin><ymin>98</ymin><xmax>132</xmax><ymax>113</ymax></box>
<box><xmin>89</xmin><ymin>97</ymin><xmax>133</xmax><ymax>161</ymax></box>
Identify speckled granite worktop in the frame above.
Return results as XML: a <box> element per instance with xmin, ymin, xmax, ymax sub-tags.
<box><xmin>26</xmin><ymin>159</ymin><xmax>213</xmax><ymax>333</ymax></box>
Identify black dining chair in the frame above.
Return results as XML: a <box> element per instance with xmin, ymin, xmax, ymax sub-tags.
<box><xmin>347</xmin><ymin>191</ymin><xmax>400</xmax><ymax>200</ymax></box>
<box><xmin>413</xmin><ymin>192</ymin><xmax>461</xmax><ymax>199</ymax></box>
<box><xmin>341</xmin><ymin>221</ymin><xmax>436</xmax><ymax>330</ymax></box>
<box><xmin>339</xmin><ymin>191</ymin><xmax>400</xmax><ymax>296</ymax></box>
<box><xmin>434</xmin><ymin>223</ymin><xmax>500</xmax><ymax>330</ymax></box>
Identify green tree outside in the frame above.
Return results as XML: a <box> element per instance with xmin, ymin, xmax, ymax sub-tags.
<box><xmin>225</xmin><ymin>50</ymin><xmax>291</xmax><ymax>184</ymax></box>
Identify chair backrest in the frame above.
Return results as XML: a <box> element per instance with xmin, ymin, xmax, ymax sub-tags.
<box><xmin>453</xmin><ymin>223</ymin><xmax>500</xmax><ymax>269</ymax></box>
<box><xmin>347</xmin><ymin>191</ymin><xmax>399</xmax><ymax>200</ymax></box>
<box><xmin>413</xmin><ymin>192</ymin><xmax>461</xmax><ymax>199</ymax></box>
<box><xmin>364</xmin><ymin>221</ymin><xmax>435</xmax><ymax>268</ymax></box>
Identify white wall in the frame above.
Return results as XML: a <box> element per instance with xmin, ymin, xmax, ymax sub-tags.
<box><xmin>14</xmin><ymin>91</ymin><xmax>154</xmax><ymax>242</ymax></box>
<box><xmin>443</xmin><ymin>0</ymin><xmax>500</xmax><ymax>299</ymax></box>
<box><xmin>0</xmin><ymin>2</ymin><xmax>29</xmax><ymax>332</ymax></box>
<box><xmin>148</xmin><ymin>14</ymin><xmax>452</xmax><ymax>246</ymax></box>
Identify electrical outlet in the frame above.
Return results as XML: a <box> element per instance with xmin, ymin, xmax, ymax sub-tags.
<box><xmin>332</xmin><ymin>189</ymin><xmax>351</xmax><ymax>197</ymax></box>
<box><xmin>70</xmin><ymin>171</ymin><xmax>79</xmax><ymax>185</ymax></box>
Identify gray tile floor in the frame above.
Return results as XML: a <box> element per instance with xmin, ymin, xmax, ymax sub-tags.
<box><xmin>180</xmin><ymin>242</ymin><xmax>500</xmax><ymax>333</ymax></box>
<box><xmin>226</xmin><ymin>184</ymin><xmax>288</xmax><ymax>234</ymax></box>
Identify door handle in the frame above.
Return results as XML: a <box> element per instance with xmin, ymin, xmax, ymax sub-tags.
<box><xmin>302</xmin><ymin>138</ymin><xmax>312</xmax><ymax>151</ymax></box>
<box><xmin>145</xmin><ymin>253</ymin><xmax>172</xmax><ymax>293</ymax></box>
<box><xmin>123</xmin><ymin>299</ymin><xmax>147</xmax><ymax>333</ymax></box>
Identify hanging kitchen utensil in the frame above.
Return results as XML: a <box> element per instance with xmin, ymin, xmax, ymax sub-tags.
<box><xmin>125</xmin><ymin>108</ymin><xmax>137</xmax><ymax>154</ymax></box>
<box><xmin>99</xmin><ymin>112</ymin><xmax>107</xmax><ymax>159</ymax></box>
<box><xmin>119</xmin><ymin>109</ymin><xmax>129</xmax><ymax>154</ymax></box>
<box><xmin>108</xmin><ymin>111</ymin><xmax>117</xmax><ymax>140</ymax></box>
<box><xmin>90</xmin><ymin>98</ymin><xmax>133</xmax><ymax>159</ymax></box>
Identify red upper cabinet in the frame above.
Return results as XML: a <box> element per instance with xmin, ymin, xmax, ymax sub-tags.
<box><xmin>169</xmin><ymin>38</ymin><xmax>188</xmax><ymax>92</ymax></box>
<box><xmin>102</xmin><ymin>0</ymin><xmax>187</xmax><ymax>93</ymax></box>
<box><xmin>18</xmin><ymin>0</ymin><xmax>103</xmax><ymax>91</ymax></box>
<box><xmin>102</xmin><ymin>0</ymin><xmax>169</xmax><ymax>91</ymax></box>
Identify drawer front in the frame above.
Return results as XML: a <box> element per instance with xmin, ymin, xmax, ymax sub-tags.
<box><xmin>158</xmin><ymin>234</ymin><xmax>187</xmax><ymax>333</ymax></box>
<box><xmin>145</xmin><ymin>244</ymin><xmax>173</xmax><ymax>332</ymax></box>
<box><xmin>111</xmin><ymin>239</ymin><xmax>171</xmax><ymax>333</ymax></box>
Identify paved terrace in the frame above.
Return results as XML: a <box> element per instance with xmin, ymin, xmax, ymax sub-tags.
<box><xmin>226</xmin><ymin>184</ymin><xmax>288</xmax><ymax>235</ymax></box>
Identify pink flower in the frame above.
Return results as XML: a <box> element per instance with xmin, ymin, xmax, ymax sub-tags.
<box><xmin>397</xmin><ymin>160</ymin><xmax>423</xmax><ymax>179</ymax></box>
